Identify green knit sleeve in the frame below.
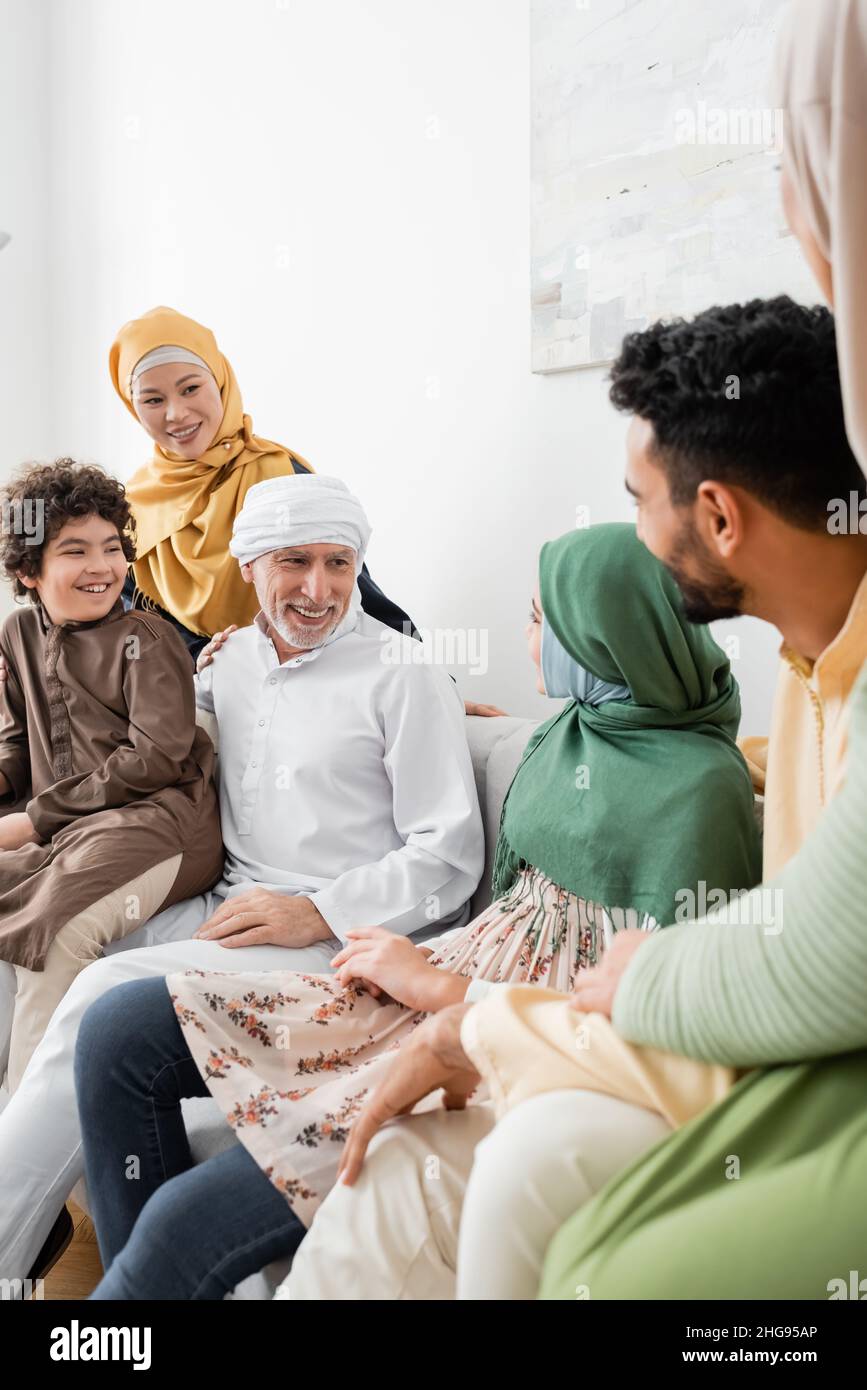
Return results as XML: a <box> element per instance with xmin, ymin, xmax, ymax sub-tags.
<box><xmin>612</xmin><ymin>668</ymin><xmax>867</xmax><ymax>1067</ymax></box>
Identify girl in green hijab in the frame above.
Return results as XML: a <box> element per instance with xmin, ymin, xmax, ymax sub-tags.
<box><xmin>493</xmin><ymin>521</ymin><xmax>761</xmax><ymax>935</ymax></box>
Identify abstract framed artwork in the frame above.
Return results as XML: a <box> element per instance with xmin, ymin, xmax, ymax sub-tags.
<box><xmin>531</xmin><ymin>0</ymin><xmax>817</xmax><ymax>372</ymax></box>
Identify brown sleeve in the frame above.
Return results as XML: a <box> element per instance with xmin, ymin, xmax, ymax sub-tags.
<box><xmin>27</xmin><ymin>621</ymin><xmax>199</xmax><ymax>840</ymax></box>
<box><xmin>0</xmin><ymin>635</ymin><xmax>32</xmax><ymax>806</ymax></box>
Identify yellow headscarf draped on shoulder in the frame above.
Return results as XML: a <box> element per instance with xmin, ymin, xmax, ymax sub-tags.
<box><xmin>109</xmin><ymin>306</ymin><xmax>312</xmax><ymax>637</ymax></box>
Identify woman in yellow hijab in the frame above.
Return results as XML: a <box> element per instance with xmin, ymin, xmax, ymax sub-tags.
<box><xmin>109</xmin><ymin>306</ymin><xmax>415</xmax><ymax>659</ymax></box>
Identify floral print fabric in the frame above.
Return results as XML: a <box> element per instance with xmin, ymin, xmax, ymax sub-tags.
<box><xmin>167</xmin><ymin>867</ymin><xmax>657</xmax><ymax>1225</ymax></box>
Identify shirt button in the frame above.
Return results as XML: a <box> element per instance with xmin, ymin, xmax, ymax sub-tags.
<box><xmin>251</xmin><ymin>762</ymin><xmax>258</xmax><ymax>768</ymax></box>
<box><xmin>258</xmin><ymin>719</ymin><xmax>265</xmax><ymax>726</ymax></box>
<box><xmin>269</xmin><ymin>679</ymin><xmax>276</xmax><ymax>686</ymax></box>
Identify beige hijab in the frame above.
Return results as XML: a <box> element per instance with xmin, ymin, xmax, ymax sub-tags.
<box><xmin>776</xmin><ymin>0</ymin><xmax>867</xmax><ymax>473</ymax></box>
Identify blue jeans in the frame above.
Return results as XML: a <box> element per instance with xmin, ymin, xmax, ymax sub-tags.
<box><xmin>74</xmin><ymin>977</ymin><xmax>305</xmax><ymax>1299</ymax></box>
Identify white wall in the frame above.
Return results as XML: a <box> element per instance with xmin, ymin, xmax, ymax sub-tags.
<box><xmin>9</xmin><ymin>0</ymin><xmax>781</xmax><ymax>729</ymax></box>
<box><xmin>0</xmin><ymin>0</ymin><xmax>51</xmax><ymax>617</ymax></box>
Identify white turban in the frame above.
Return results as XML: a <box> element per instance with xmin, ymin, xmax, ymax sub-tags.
<box><xmin>229</xmin><ymin>475</ymin><xmax>372</xmax><ymax>569</ymax></box>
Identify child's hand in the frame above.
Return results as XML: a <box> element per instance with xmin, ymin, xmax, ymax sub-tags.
<box><xmin>332</xmin><ymin>927</ymin><xmax>457</xmax><ymax>1013</ymax></box>
<box><xmin>0</xmin><ymin>654</ymin><xmax>7</xmax><ymax>686</ymax></box>
<box><xmin>0</xmin><ymin>812</ymin><xmax>39</xmax><ymax>851</ymax></box>
<box><xmin>196</xmin><ymin>625</ymin><xmax>239</xmax><ymax>674</ymax></box>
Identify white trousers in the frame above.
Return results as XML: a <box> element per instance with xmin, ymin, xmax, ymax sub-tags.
<box><xmin>283</xmin><ymin>1089</ymin><xmax>671</xmax><ymax>1300</ymax></box>
<box><xmin>456</xmin><ymin>1090</ymin><xmax>671</xmax><ymax>1299</ymax></box>
<box><xmin>0</xmin><ymin>887</ymin><xmax>340</xmax><ymax>1281</ymax></box>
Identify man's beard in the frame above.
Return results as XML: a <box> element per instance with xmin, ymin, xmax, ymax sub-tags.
<box><xmin>271</xmin><ymin>598</ymin><xmax>344</xmax><ymax>649</ymax></box>
<box><xmin>664</xmin><ymin>521</ymin><xmax>745</xmax><ymax>625</ymax></box>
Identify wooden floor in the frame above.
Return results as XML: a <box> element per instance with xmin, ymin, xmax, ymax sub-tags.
<box><xmin>38</xmin><ymin>1201</ymin><xmax>103</xmax><ymax>1300</ymax></box>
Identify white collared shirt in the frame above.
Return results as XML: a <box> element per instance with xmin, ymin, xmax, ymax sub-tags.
<box><xmin>194</xmin><ymin>610</ymin><xmax>484</xmax><ymax>942</ymax></box>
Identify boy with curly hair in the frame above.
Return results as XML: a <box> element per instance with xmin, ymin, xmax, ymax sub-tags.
<box><xmin>0</xmin><ymin>460</ymin><xmax>223</xmax><ymax>1091</ymax></box>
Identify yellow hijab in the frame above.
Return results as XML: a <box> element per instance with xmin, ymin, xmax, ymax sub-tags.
<box><xmin>109</xmin><ymin>306</ymin><xmax>313</xmax><ymax>637</ymax></box>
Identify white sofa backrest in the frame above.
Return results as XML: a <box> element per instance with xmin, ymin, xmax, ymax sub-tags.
<box><xmin>463</xmin><ymin>715</ymin><xmax>540</xmax><ymax>914</ymax></box>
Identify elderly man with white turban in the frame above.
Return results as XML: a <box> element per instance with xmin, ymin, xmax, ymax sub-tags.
<box><xmin>0</xmin><ymin>473</ymin><xmax>483</xmax><ymax>1291</ymax></box>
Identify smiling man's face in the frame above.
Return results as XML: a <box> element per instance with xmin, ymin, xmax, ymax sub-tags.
<box><xmin>243</xmin><ymin>543</ymin><xmax>358</xmax><ymax>651</ymax></box>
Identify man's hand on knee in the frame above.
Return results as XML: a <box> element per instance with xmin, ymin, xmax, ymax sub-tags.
<box><xmin>193</xmin><ymin>890</ymin><xmax>335</xmax><ymax>950</ymax></box>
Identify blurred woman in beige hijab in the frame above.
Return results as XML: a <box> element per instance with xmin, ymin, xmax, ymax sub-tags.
<box><xmin>778</xmin><ymin>0</ymin><xmax>867</xmax><ymax>466</ymax></box>
<box><xmin>540</xmin><ymin>0</ymin><xmax>867</xmax><ymax>1301</ymax></box>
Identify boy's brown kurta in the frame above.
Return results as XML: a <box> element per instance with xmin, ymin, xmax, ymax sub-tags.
<box><xmin>0</xmin><ymin>597</ymin><xmax>224</xmax><ymax>971</ymax></box>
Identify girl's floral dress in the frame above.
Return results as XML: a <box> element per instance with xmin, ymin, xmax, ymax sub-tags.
<box><xmin>166</xmin><ymin>866</ymin><xmax>658</xmax><ymax>1226</ymax></box>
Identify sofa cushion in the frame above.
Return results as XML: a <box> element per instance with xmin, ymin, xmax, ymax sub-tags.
<box><xmin>463</xmin><ymin>715</ymin><xmax>539</xmax><ymax>914</ymax></box>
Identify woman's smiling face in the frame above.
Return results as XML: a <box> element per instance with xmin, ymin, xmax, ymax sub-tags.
<box><xmin>131</xmin><ymin>361</ymin><xmax>224</xmax><ymax>458</ymax></box>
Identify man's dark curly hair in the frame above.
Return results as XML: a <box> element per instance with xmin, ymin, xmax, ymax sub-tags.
<box><xmin>609</xmin><ymin>295</ymin><xmax>866</xmax><ymax>531</ymax></box>
<box><xmin>0</xmin><ymin>459</ymin><xmax>137</xmax><ymax>602</ymax></box>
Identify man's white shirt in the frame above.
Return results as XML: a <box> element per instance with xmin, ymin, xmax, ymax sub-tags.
<box><xmin>194</xmin><ymin>611</ymin><xmax>484</xmax><ymax>942</ymax></box>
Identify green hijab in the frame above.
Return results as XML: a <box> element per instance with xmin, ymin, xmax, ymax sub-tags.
<box><xmin>493</xmin><ymin>524</ymin><xmax>762</xmax><ymax>926</ymax></box>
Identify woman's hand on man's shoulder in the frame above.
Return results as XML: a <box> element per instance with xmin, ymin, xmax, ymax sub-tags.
<box><xmin>196</xmin><ymin>624</ymin><xmax>239</xmax><ymax>674</ymax></box>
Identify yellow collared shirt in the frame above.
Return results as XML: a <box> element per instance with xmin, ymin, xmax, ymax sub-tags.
<box><xmin>742</xmin><ymin>570</ymin><xmax>867</xmax><ymax>880</ymax></box>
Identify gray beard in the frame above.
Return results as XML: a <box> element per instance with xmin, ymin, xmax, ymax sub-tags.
<box><xmin>270</xmin><ymin>603</ymin><xmax>343</xmax><ymax>649</ymax></box>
